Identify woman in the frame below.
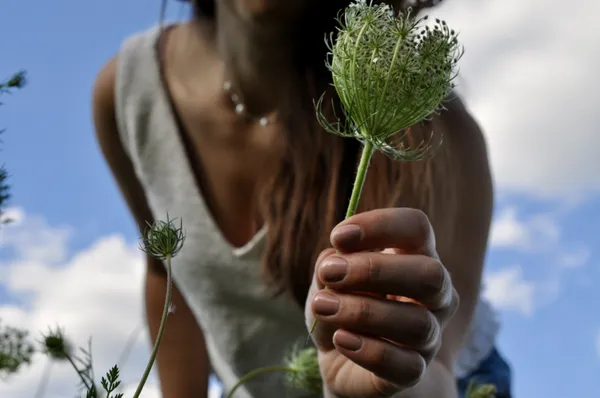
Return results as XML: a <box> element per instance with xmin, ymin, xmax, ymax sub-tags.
<box><xmin>92</xmin><ymin>0</ymin><xmax>512</xmax><ymax>397</ymax></box>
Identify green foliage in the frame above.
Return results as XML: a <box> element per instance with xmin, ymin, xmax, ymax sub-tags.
<box><xmin>0</xmin><ymin>166</ymin><xmax>11</xmax><ymax>224</ymax></box>
<box><xmin>466</xmin><ymin>380</ymin><xmax>497</xmax><ymax>398</ymax></box>
<box><xmin>0</xmin><ymin>321</ymin><xmax>35</xmax><ymax>378</ymax></box>
<box><xmin>0</xmin><ymin>70</ymin><xmax>26</xmax><ymax>224</ymax></box>
<box><xmin>38</xmin><ymin>327</ymin><xmax>126</xmax><ymax>398</ymax></box>
<box><xmin>98</xmin><ymin>366</ymin><xmax>124</xmax><ymax>398</ymax></box>
<box><xmin>0</xmin><ymin>70</ymin><xmax>26</xmax><ymax>95</ymax></box>
<box><xmin>0</xmin><ymin>73</ymin><xmax>33</xmax><ymax>381</ymax></box>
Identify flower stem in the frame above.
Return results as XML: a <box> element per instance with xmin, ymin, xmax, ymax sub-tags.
<box><xmin>65</xmin><ymin>354</ymin><xmax>94</xmax><ymax>392</ymax></box>
<box><xmin>343</xmin><ymin>139</ymin><xmax>375</xmax><ymax>220</ymax></box>
<box><xmin>226</xmin><ymin>365</ymin><xmax>296</xmax><ymax>398</ymax></box>
<box><xmin>308</xmin><ymin>140</ymin><xmax>375</xmax><ymax>338</ymax></box>
<box><xmin>132</xmin><ymin>255</ymin><xmax>173</xmax><ymax>398</ymax></box>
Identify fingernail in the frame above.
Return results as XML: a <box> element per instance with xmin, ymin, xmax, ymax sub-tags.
<box><xmin>321</xmin><ymin>257</ymin><xmax>348</xmax><ymax>283</ymax></box>
<box><xmin>334</xmin><ymin>330</ymin><xmax>363</xmax><ymax>352</ymax></box>
<box><xmin>331</xmin><ymin>224</ymin><xmax>362</xmax><ymax>246</ymax></box>
<box><xmin>313</xmin><ymin>293</ymin><xmax>340</xmax><ymax>316</ymax></box>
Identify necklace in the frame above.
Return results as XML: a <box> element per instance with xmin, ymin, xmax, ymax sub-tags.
<box><xmin>223</xmin><ymin>80</ymin><xmax>274</xmax><ymax>127</ymax></box>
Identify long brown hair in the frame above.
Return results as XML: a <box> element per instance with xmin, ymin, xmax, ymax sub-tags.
<box><xmin>189</xmin><ymin>0</ymin><xmax>453</xmax><ymax>307</ymax></box>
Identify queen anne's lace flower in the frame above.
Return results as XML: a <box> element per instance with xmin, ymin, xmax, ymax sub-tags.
<box><xmin>317</xmin><ymin>0</ymin><xmax>462</xmax><ymax>160</ymax></box>
<box><xmin>284</xmin><ymin>346</ymin><xmax>323</xmax><ymax>393</ymax></box>
<box><xmin>139</xmin><ymin>216</ymin><xmax>185</xmax><ymax>260</ymax></box>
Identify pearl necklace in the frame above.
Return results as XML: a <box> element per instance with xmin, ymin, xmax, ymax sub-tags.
<box><xmin>223</xmin><ymin>80</ymin><xmax>274</xmax><ymax>127</ymax></box>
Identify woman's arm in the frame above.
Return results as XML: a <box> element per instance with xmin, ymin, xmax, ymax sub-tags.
<box><xmin>92</xmin><ymin>56</ymin><xmax>211</xmax><ymax>398</ymax></box>
<box><xmin>401</xmin><ymin>98</ymin><xmax>494</xmax><ymax>397</ymax></box>
<box><xmin>434</xmin><ymin>97</ymin><xmax>494</xmax><ymax>370</ymax></box>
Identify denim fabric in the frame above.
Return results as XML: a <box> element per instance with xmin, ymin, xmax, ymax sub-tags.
<box><xmin>456</xmin><ymin>348</ymin><xmax>513</xmax><ymax>398</ymax></box>
<box><xmin>213</xmin><ymin>346</ymin><xmax>512</xmax><ymax>398</ymax></box>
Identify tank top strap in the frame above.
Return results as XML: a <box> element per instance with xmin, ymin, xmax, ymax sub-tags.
<box><xmin>114</xmin><ymin>25</ymin><xmax>165</xmax><ymax>166</ymax></box>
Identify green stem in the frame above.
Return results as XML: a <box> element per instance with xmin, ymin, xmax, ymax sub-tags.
<box><xmin>65</xmin><ymin>354</ymin><xmax>94</xmax><ymax>393</ymax></box>
<box><xmin>343</xmin><ymin>139</ymin><xmax>375</xmax><ymax>219</ymax></box>
<box><xmin>308</xmin><ymin>140</ymin><xmax>375</xmax><ymax>338</ymax></box>
<box><xmin>226</xmin><ymin>365</ymin><xmax>296</xmax><ymax>398</ymax></box>
<box><xmin>132</xmin><ymin>255</ymin><xmax>173</xmax><ymax>398</ymax></box>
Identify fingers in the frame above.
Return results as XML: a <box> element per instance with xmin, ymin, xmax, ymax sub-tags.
<box><xmin>331</xmin><ymin>208</ymin><xmax>437</xmax><ymax>257</ymax></box>
<box><xmin>313</xmin><ymin>248</ymin><xmax>337</xmax><ymax>289</ymax></box>
<box><xmin>312</xmin><ymin>291</ymin><xmax>441</xmax><ymax>360</ymax></box>
<box><xmin>333</xmin><ymin>330</ymin><xmax>426</xmax><ymax>391</ymax></box>
<box><xmin>317</xmin><ymin>251</ymin><xmax>454</xmax><ymax>311</ymax></box>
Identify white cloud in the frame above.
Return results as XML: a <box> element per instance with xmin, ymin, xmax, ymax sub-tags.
<box><xmin>0</xmin><ymin>209</ymin><xmax>72</xmax><ymax>264</ymax></box>
<box><xmin>483</xmin><ymin>266</ymin><xmax>535</xmax><ymax>316</ymax></box>
<box><xmin>0</xmin><ymin>207</ymin><xmax>24</xmax><ymax>225</ymax></box>
<box><xmin>489</xmin><ymin>207</ymin><xmax>560</xmax><ymax>251</ymax></box>
<box><xmin>428</xmin><ymin>0</ymin><xmax>600</xmax><ymax>198</ymax></box>
<box><xmin>0</xmin><ymin>208</ymin><xmax>154</xmax><ymax>398</ymax></box>
<box><xmin>558</xmin><ymin>246</ymin><xmax>591</xmax><ymax>268</ymax></box>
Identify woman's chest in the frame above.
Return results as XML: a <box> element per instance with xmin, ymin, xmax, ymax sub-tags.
<box><xmin>177</xmin><ymin>115</ymin><xmax>285</xmax><ymax>247</ymax></box>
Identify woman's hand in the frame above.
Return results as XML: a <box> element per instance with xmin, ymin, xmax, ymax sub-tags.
<box><xmin>305</xmin><ymin>208</ymin><xmax>459</xmax><ymax>398</ymax></box>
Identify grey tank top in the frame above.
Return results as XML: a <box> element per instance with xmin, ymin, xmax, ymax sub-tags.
<box><xmin>115</xmin><ymin>25</ymin><xmax>500</xmax><ymax>397</ymax></box>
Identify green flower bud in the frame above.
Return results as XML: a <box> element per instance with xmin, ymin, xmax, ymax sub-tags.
<box><xmin>317</xmin><ymin>0</ymin><xmax>463</xmax><ymax>160</ymax></box>
<box><xmin>284</xmin><ymin>346</ymin><xmax>322</xmax><ymax>394</ymax></box>
<box><xmin>139</xmin><ymin>215</ymin><xmax>185</xmax><ymax>260</ymax></box>
<box><xmin>40</xmin><ymin>326</ymin><xmax>72</xmax><ymax>361</ymax></box>
<box><xmin>466</xmin><ymin>381</ymin><xmax>497</xmax><ymax>398</ymax></box>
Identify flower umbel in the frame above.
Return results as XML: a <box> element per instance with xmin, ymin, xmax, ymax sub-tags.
<box><xmin>40</xmin><ymin>326</ymin><xmax>72</xmax><ymax>361</ymax></box>
<box><xmin>0</xmin><ymin>322</ymin><xmax>35</xmax><ymax>377</ymax></box>
<box><xmin>40</xmin><ymin>328</ymin><xmax>101</xmax><ymax>394</ymax></box>
<box><xmin>316</xmin><ymin>0</ymin><xmax>462</xmax><ymax>160</ymax></box>
<box><xmin>283</xmin><ymin>346</ymin><xmax>322</xmax><ymax>393</ymax></box>
<box><xmin>225</xmin><ymin>344</ymin><xmax>322</xmax><ymax>398</ymax></box>
<box><xmin>140</xmin><ymin>215</ymin><xmax>185</xmax><ymax>260</ymax></box>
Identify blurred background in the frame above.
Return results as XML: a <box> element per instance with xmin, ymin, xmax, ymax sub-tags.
<box><xmin>0</xmin><ymin>0</ymin><xmax>599</xmax><ymax>397</ymax></box>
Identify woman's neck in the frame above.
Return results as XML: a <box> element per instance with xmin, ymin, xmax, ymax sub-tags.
<box><xmin>214</xmin><ymin>4</ymin><xmax>298</xmax><ymax>116</ymax></box>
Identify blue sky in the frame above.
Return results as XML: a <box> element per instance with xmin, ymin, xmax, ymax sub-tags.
<box><xmin>1</xmin><ymin>0</ymin><xmax>600</xmax><ymax>397</ymax></box>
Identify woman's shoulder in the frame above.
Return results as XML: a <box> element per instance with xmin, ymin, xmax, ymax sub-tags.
<box><xmin>438</xmin><ymin>93</ymin><xmax>490</xmax><ymax>162</ymax></box>
<box><xmin>91</xmin><ymin>25</ymin><xmax>163</xmax><ymax>110</ymax></box>
<box><xmin>91</xmin><ymin>53</ymin><xmax>156</xmax><ymax>240</ymax></box>
<box><xmin>432</xmin><ymin>92</ymin><xmax>493</xmax><ymax>204</ymax></box>
<box><xmin>92</xmin><ymin>22</ymin><xmax>186</xmax><ymax>98</ymax></box>
<box><xmin>90</xmin><ymin>24</ymin><xmax>167</xmax><ymax>210</ymax></box>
